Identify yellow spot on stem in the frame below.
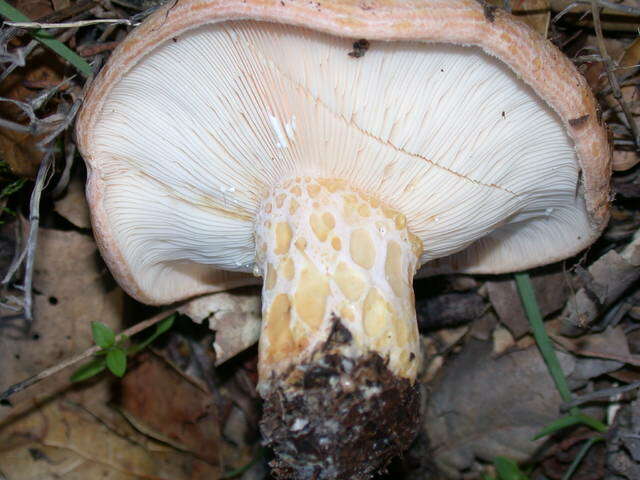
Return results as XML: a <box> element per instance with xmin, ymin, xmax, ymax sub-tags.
<box><xmin>385</xmin><ymin>241</ymin><xmax>404</xmax><ymax>297</ymax></box>
<box><xmin>350</xmin><ymin>229</ymin><xmax>375</xmax><ymax>269</ymax></box>
<box><xmin>266</xmin><ymin>263</ymin><xmax>277</xmax><ymax>290</ymax></box>
<box><xmin>266</xmin><ymin>294</ymin><xmax>294</xmax><ymax>362</ymax></box>
<box><xmin>334</xmin><ymin>262</ymin><xmax>366</xmax><ymax>301</ymax></box>
<box><xmin>294</xmin><ymin>262</ymin><xmax>329</xmax><ymax>332</ymax></box>
<box><xmin>274</xmin><ymin>222</ymin><xmax>292</xmax><ymax>255</ymax></box>
<box><xmin>280</xmin><ymin>256</ymin><xmax>295</xmax><ymax>281</ymax></box>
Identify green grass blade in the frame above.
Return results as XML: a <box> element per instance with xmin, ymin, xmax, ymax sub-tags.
<box><xmin>561</xmin><ymin>437</ymin><xmax>604</xmax><ymax>480</ymax></box>
<box><xmin>0</xmin><ymin>0</ymin><xmax>92</xmax><ymax>77</ymax></box>
<box><xmin>514</xmin><ymin>273</ymin><xmax>575</xmax><ymax>410</ymax></box>
<box><xmin>533</xmin><ymin>413</ymin><xmax>606</xmax><ymax>440</ymax></box>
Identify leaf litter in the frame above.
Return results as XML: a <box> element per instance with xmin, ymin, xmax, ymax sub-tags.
<box><xmin>0</xmin><ymin>0</ymin><xmax>640</xmax><ymax>479</ymax></box>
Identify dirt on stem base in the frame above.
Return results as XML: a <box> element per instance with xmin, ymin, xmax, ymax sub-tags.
<box><xmin>260</xmin><ymin>320</ymin><xmax>420</xmax><ymax>480</ymax></box>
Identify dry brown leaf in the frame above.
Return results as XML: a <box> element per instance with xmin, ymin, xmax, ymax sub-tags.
<box><xmin>425</xmin><ymin>339</ymin><xmax>577</xmax><ymax>478</ymax></box>
<box><xmin>54</xmin><ymin>175</ymin><xmax>92</xmax><ymax>229</ymax></box>
<box><xmin>0</xmin><ymin>442</ymin><xmax>141</xmax><ymax>479</ymax></box>
<box><xmin>0</xmin><ymin>228</ymin><xmax>124</xmax><ymax>422</ymax></box>
<box><xmin>552</xmin><ymin>326</ymin><xmax>640</xmax><ymax>367</ymax></box>
<box><xmin>487</xmin><ymin>271</ymin><xmax>568</xmax><ymax>338</ymax></box>
<box><xmin>119</xmin><ymin>353</ymin><xmax>222</xmax><ymax>469</ymax></box>
<box><xmin>178</xmin><ymin>291</ymin><xmax>261</xmax><ymax>365</ymax></box>
<box><xmin>0</xmin><ymin>51</ymin><xmax>66</xmax><ymax>178</ymax></box>
<box><xmin>0</xmin><ymin>130</ymin><xmax>44</xmax><ymax>179</ymax></box>
<box><xmin>13</xmin><ymin>0</ymin><xmax>53</xmax><ymax>18</ymax></box>
<box><xmin>434</xmin><ymin>325</ymin><xmax>469</xmax><ymax>351</ymax></box>
<box><xmin>469</xmin><ymin>312</ymin><xmax>498</xmax><ymax>341</ymax></box>
<box><xmin>492</xmin><ymin>325</ymin><xmax>516</xmax><ymax>355</ymax></box>
<box><xmin>0</xmin><ymin>399</ymin><xmax>220</xmax><ymax>480</ymax></box>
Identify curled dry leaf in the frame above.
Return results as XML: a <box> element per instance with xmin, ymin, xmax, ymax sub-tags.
<box><xmin>178</xmin><ymin>291</ymin><xmax>261</xmax><ymax>365</ymax></box>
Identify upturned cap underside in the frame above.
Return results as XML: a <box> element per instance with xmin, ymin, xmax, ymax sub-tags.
<box><xmin>76</xmin><ymin>0</ymin><xmax>611</xmax><ymax>305</ymax></box>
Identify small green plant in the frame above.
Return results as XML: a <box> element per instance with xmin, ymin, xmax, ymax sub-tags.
<box><xmin>71</xmin><ymin>314</ymin><xmax>175</xmax><ymax>382</ymax></box>
<box><xmin>0</xmin><ymin>177</ymin><xmax>26</xmax><ymax>222</ymax></box>
<box><xmin>482</xmin><ymin>457</ymin><xmax>530</xmax><ymax>480</ymax></box>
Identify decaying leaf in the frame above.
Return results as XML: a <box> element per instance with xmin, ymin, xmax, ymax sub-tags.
<box><xmin>178</xmin><ymin>291</ymin><xmax>261</xmax><ymax>365</ymax></box>
<box><xmin>0</xmin><ymin>228</ymin><xmax>124</xmax><ymax>422</ymax></box>
<box><xmin>119</xmin><ymin>353</ymin><xmax>222</xmax><ymax>469</ymax></box>
<box><xmin>0</xmin><ymin>398</ymin><xmax>220</xmax><ymax>479</ymax></box>
<box><xmin>0</xmin><ymin>52</ymin><xmax>66</xmax><ymax>178</ymax></box>
<box><xmin>424</xmin><ymin>338</ymin><xmax>612</xmax><ymax>479</ymax></box>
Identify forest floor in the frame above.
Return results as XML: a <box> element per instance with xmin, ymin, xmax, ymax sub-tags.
<box><xmin>0</xmin><ymin>1</ymin><xmax>639</xmax><ymax>479</ymax></box>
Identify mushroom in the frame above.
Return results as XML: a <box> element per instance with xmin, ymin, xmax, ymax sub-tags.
<box><xmin>76</xmin><ymin>0</ymin><xmax>611</xmax><ymax>478</ymax></box>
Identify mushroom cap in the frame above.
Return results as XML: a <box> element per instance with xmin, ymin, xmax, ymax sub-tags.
<box><xmin>77</xmin><ymin>0</ymin><xmax>611</xmax><ymax>305</ymax></box>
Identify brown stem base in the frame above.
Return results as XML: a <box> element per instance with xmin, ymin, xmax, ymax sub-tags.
<box><xmin>260</xmin><ymin>321</ymin><xmax>420</xmax><ymax>480</ymax></box>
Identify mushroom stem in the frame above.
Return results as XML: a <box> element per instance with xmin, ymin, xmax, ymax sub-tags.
<box><xmin>254</xmin><ymin>177</ymin><xmax>423</xmax><ymax>479</ymax></box>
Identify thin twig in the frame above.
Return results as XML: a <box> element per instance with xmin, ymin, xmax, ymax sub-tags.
<box><xmin>560</xmin><ymin>381</ymin><xmax>640</xmax><ymax>412</ymax></box>
<box><xmin>557</xmin><ymin>0</ymin><xmax>640</xmax><ymax>16</ymax></box>
<box><xmin>51</xmin><ymin>135</ymin><xmax>76</xmax><ymax>198</ymax></box>
<box><xmin>5</xmin><ymin>18</ymin><xmax>139</xmax><ymax>29</ymax></box>
<box><xmin>0</xmin><ymin>310</ymin><xmax>177</xmax><ymax>404</ymax></box>
<box><xmin>591</xmin><ymin>0</ymin><xmax>640</xmax><ymax>151</ymax></box>
<box><xmin>19</xmin><ymin>151</ymin><xmax>54</xmax><ymax>321</ymax></box>
<box><xmin>585</xmin><ymin>0</ymin><xmax>640</xmax><ymax>14</ymax></box>
<box><xmin>2</xmin><ymin>218</ymin><xmax>26</xmax><ymax>286</ymax></box>
<box><xmin>0</xmin><ymin>116</ymin><xmax>31</xmax><ymax>133</ymax></box>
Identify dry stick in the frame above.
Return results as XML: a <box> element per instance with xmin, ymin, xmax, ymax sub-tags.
<box><xmin>560</xmin><ymin>381</ymin><xmax>640</xmax><ymax>412</ymax></box>
<box><xmin>556</xmin><ymin>0</ymin><xmax>640</xmax><ymax>15</ymax></box>
<box><xmin>590</xmin><ymin>0</ymin><xmax>640</xmax><ymax>151</ymax></box>
<box><xmin>584</xmin><ymin>0</ymin><xmax>640</xmax><ymax>15</ymax></box>
<box><xmin>2</xmin><ymin>219</ymin><xmax>26</xmax><ymax>286</ymax></box>
<box><xmin>5</xmin><ymin>18</ymin><xmax>139</xmax><ymax>28</ymax></box>
<box><xmin>0</xmin><ymin>309</ymin><xmax>177</xmax><ymax>404</ymax></box>
<box><xmin>20</xmin><ymin>152</ymin><xmax>54</xmax><ymax>321</ymax></box>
